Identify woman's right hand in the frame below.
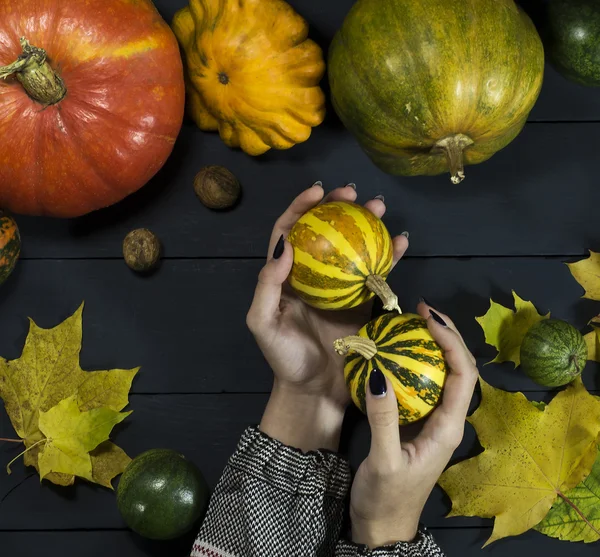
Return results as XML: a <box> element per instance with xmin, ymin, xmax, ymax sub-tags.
<box><xmin>349</xmin><ymin>303</ymin><xmax>479</xmax><ymax>548</ymax></box>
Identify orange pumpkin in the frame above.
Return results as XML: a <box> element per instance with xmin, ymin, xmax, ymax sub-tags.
<box><xmin>0</xmin><ymin>0</ymin><xmax>185</xmax><ymax>217</ymax></box>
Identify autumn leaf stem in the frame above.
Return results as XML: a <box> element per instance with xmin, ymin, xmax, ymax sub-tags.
<box><xmin>0</xmin><ymin>438</ymin><xmax>22</xmax><ymax>443</ymax></box>
<box><xmin>556</xmin><ymin>490</ymin><xmax>600</xmax><ymax>538</ymax></box>
<box><xmin>6</xmin><ymin>438</ymin><xmax>46</xmax><ymax>475</ymax></box>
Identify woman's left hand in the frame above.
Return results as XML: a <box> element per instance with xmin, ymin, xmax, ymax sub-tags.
<box><xmin>349</xmin><ymin>303</ymin><xmax>479</xmax><ymax>547</ymax></box>
<box><xmin>247</xmin><ymin>183</ymin><xmax>408</xmax><ymax>452</ymax></box>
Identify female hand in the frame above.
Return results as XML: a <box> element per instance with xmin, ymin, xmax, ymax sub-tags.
<box><xmin>247</xmin><ymin>183</ymin><xmax>408</xmax><ymax>451</ymax></box>
<box><xmin>349</xmin><ymin>302</ymin><xmax>479</xmax><ymax>547</ymax></box>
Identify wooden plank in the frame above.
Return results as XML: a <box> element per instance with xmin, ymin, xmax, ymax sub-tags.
<box><xmin>0</xmin><ymin>258</ymin><xmax>597</xmax><ymax>394</ymax></box>
<box><xmin>15</xmin><ymin>121</ymin><xmax>600</xmax><ymax>259</ymax></box>
<box><xmin>0</xmin><ymin>393</ymin><xmax>593</xmax><ymax>534</ymax></box>
<box><xmin>0</xmin><ymin>528</ymin><xmax>596</xmax><ymax>557</ymax></box>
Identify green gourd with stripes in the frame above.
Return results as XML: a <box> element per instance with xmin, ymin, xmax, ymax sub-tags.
<box><xmin>335</xmin><ymin>313</ymin><xmax>447</xmax><ymax>424</ymax></box>
<box><xmin>520</xmin><ymin>319</ymin><xmax>587</xmax><ymax>388</ymax></box>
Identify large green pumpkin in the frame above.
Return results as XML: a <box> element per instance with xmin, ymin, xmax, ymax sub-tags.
<box><xmin>329</xmin><ymin>0</ymin><xmax>545</xmax><ymax>183</ymax></box>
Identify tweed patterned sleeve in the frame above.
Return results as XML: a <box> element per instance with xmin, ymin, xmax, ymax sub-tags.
<box><xmin>190</xmin><ymin>426</ymin><xmax>352</xmax><ymax>557</ymax></box>
<box><xmin>335</xmin><ymin>528</ymin><xmax>445</xmax><ymax>557</ymax></box>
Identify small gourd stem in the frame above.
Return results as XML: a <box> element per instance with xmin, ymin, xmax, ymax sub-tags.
<box><xmin>334</xmin><ymin>336</ymin><xmax>378</xmax><ymax>360</ymax></box>
<box><xmin>0</xmin><ymin>37</ymin><xmax>66</xmax><ymax>106</ymax></box>
<box><xmin>556</xmin><ymin>490</ymin><xmax>600</xmax><ymax>538</ymax></box>
<box><xmin>432</xmin><ymin>134</ymin><xmax>474</xmax><ymax>185</ymax></box>
<box><xmin>0</xmin><ymin>438</ymin><xmax>23</xmax><ymax>443</ymax></box>
<box><xmin>6</xmin><ymin>438</ymin><xmax>46</xmax><ymax>475</ymax></box>
<box><xmin>366</xmin><ymin>274</ymin><xmax>401</xmax><ymax>314</ymax></box>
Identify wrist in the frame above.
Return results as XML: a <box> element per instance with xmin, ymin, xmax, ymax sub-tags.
<box><xmin>351</xmin><ymin>518</ymin><xmax>420</xmax><ymax>548</ymax></box>
<box><xmin>259</xmin><ymin>380</ymin><xmax>346</xmax><ymax>452</ymax></box>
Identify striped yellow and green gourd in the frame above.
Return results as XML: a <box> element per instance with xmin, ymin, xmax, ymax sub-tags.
<box><xmin>0</xmin><ymin>211</ymin><xmax>20</xmax><ymax>286</ymax></box>
<box><xmin>334</xmin><ymin>312</ymin><xmax>447</xmax><ymax>424</ymax></box>
<box><xmin>288</xmin><ymin>201</ymin><xmax>400</xmax><ymax>311</ymax></box>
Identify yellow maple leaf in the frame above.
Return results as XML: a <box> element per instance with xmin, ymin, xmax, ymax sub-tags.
<box><xmin>584</xmin><ymin>328</ymin><xmax>600</xmax><ymax>363</ymax></box>
<box><xmin>438</xmin><ymin>378</ymin><xmax>600</xmax><ymax>546</ymax></box>
<box><xmin>36</xmin><ymin>396</ymin><xmax>130</xmax><ymax>482</ymax></box>
<box><xmin>475</xmin><ymin>291</ymin><xmax>550</xmax><ymax>366</ymax></box>
<box><xmin>0</xmin><ymin>304</ymin><xmax>138</xmax><ymax>487</ymax></box>
<box><xmin>567</xmin><ymin>251</ymin><xmax>600</xmax><ymax>300</ymax></box>
<box><xmin>90</xmin><ymin>442</ymin><xmax>132</xmax><ymax>489</ymax></box>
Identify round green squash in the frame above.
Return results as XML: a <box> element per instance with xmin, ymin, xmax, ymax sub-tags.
<box><xmin>543</xmin><ymin>0</ymin><xmax>600</xmax><ymax>87</ymax></box>
<box><xmin>520</xmin><ymin>320</ymin><xmax>587</xmax><ymax>387</ymax></box>
<box><xmin>328</xmin><ymin>0</ymin><xmax>544</xmax><ymax>184</ymax></box>
<box><xmin>0</xmin><ymin>210</ymin><xmax>20</xmax><ymax>286</ymax></box>
<box><xmin>117</xmin><ymin>449</ymin><xmax>210</xmax><ymax>540</ymax></box>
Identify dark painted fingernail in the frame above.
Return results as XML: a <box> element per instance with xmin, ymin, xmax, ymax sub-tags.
<box><xmin>419</xmin><ymin>296</ymin><xmax>436</xmax><ymax>309</ymax></box>
<box><xmin>374</xmin><ymin>194</ymin><xmax>385</xmax><ymax>202</ymax></box>
<box><xmin>369</xmin><ymin>368</ymin><xmax>387</xmax><ymax>397</ymax></box>
<box><xmin>401</xmin><ymin>231</ymin><xmax>409</xmax><ymax>238</ymax></box>
<box><xmin>346</xmin><ymin>182</ymin><xmax>356</xmax><ymax>190</ymax></box>
<box><xmin>273</xmin><ymin>235</ymin><xmax>285</xmax><ymax>259</ymax></box>
<box><xmin>430</xmin><ymin>310</ymin><xmax>447</xmax><ymax>327</ymax></box>
<box><xmin>312</xmin><ymin>181</ymin><xmax>323</xmax><ymax>187</ymax></box>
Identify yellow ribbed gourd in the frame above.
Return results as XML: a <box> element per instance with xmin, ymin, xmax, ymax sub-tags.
<box><xmin>288</xmin><ymin>201</ymin><xmax>400</xmax><ymax>312</ymax></box>
<box><xmin>172</xmin><ymin>0</ymin><xmax>326</xmax><ymax>156</ymax></box>
<box><xmin>335</xmin><ymin>313</ymin><xmax>447</xmax><ymax>424</ymax></box>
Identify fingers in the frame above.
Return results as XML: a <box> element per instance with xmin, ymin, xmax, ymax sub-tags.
<box><xmin>416</xmin><ymin>306</ymin><xmax>479</xmax><ymax>450</ymax></box>
<box><xmin>364</xmin><ymin>197</ymin><xmax>386</xmax><ymax>218</ymax></box>
<box><xmin>247</xmin><ymin>239</ymin><xmax>294</xmax><ymax>334</ymax></box>
<box><xmin>268</xmin><ymin>183</ymin><xmax>325</xmax><ymax>257</ymax></box>
<box><xmin>322</xmin><ymin>184</ymin><xmax>358</xmax><ymax>205</ymax></box>
<box><xmin>366</xmin><ymin>369</ymin><xmax>403</xmax><ymax>468</ymax></box>
<box><xmin>392</xmin><ymin>235</ymin><xmax>410</xmax><ymax>266</ymax></box>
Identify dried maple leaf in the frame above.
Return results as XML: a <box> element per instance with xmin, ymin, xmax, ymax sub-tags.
<box><xmin>0</xmin><ymin>304</ymin><xmax>138</xmax><ymax>487</ymax></box>
<box><xmin>34</xmin><ymin>396</ymin><xmax>130</xmax><ymax>482</ymax></box>
<box><xmin>535</xmin><ymin>446</ymin><xmax>600</xmax><ymax>543</ymax></box>
<box><xmin>567</xmin><ymin>251</ymin><xmax>600</xmax><ymax>301</ymax></box>
<box><xmin>584</xmin><ymin>327</ymin><xmax>600</xmax><ymax>363</ymax></box>
<box><xmin>475</xmin><ymin>291</ymin><xmax>549</xmax><ymax>366</ymax></box>
<box><xmin>438</xmin><ymin>378</ymin><xmax>600</xmax><ymax>546</ymax></box>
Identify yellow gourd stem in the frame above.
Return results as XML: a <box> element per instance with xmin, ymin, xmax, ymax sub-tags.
<box><xmin>0</xmin><ymin>37</ymin><xmax>66</xmax><ymax>106</ymax></box>
<box><xmin>366</xmin><ymin>274</ymin><xmax>402</xmax><ymax>313</ymax></box>
<box><xmin>6</xmin><ymin>438</ymin><xmax>47</xmax><ymax>475</ymax></box>
<box><xmin>431</xmin><ymin>134</ymin><xmax>474</xmax><ymax>185</ymax></box>
<box><xmin>334</xmin><ymin>336</ymin><xmax>378</xmax><ymax>360</ymax></box>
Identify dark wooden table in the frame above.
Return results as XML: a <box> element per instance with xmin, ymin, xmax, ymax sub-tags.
<box><xmin>1</xmin><ymin>0</ymin><xmax>600</xmax><ymax>555</ymax></box>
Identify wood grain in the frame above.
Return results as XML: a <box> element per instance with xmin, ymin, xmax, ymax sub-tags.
<box><xmin>0</xmin><ymin>258</ymin><xmax>597</xmax><ymax>394</ymax></box>
<box><xmin>0</xmin><ymin>392</ymin><xmax>593</xmax><ymax>533</ymax></box>
<box><xmin>14</xmin><ymin>123</ymin><xmax>600</xmax><ymax>259</ymax></box>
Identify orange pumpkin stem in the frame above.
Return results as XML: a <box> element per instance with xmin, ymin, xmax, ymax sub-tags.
<box><xmin>366</xmin><ymin>274</ymin><xmax>402</xmax><ymax>314</ymax></box>
<box><xmin>0</xmin><ymin>37</ymin><xmax>66</xmax><ymax>106</ymax></box>
<box><xmin>432</xmin><ymin>134</ymin><xmax>474</xmax><ymax>185</ymax></box>
<box><xmin>334</xmin><ymin>336</ymin><xmax>378</xmax><ymax>360</ymax></box>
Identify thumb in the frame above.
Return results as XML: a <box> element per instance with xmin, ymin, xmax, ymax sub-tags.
<box><xmin>247</xmin><ymin>236</ymin><xmax>294</xmax><ymax>332</ymax></box>
<box><xmin>366</xmin><ymin>369</ymin><xmax>402</xmax><ymax>468</ymax></box>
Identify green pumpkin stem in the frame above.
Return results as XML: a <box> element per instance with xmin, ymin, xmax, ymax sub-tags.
<box><xmin>432</xmin><ymin>134</ymin><xmax>474</xmax><ymax>185</ymax></box>
<box><xmin>366</xmin><ymin>274</ymin><xmax>401</xmax><ymax>313</ymax></box>
<box><xmin>334</xmin><ymin>336</ymin><xmax>378</xmax><ymax>360</ymax></box>
<box><xmin>0</xmin><ymin>37</ymin><xmax>66</xmax><ymax>106</ymax></box>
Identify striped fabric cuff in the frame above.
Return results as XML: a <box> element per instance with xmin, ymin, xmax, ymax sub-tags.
<box><xmin>336</xmin><ymin>528</ymin><xmax>445</xmax><ymax>556</ymax></box>
<box><xmin>228</xmin><ymin>426</ymin><xmax>351</xmax><ymax>499</ymax></box>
